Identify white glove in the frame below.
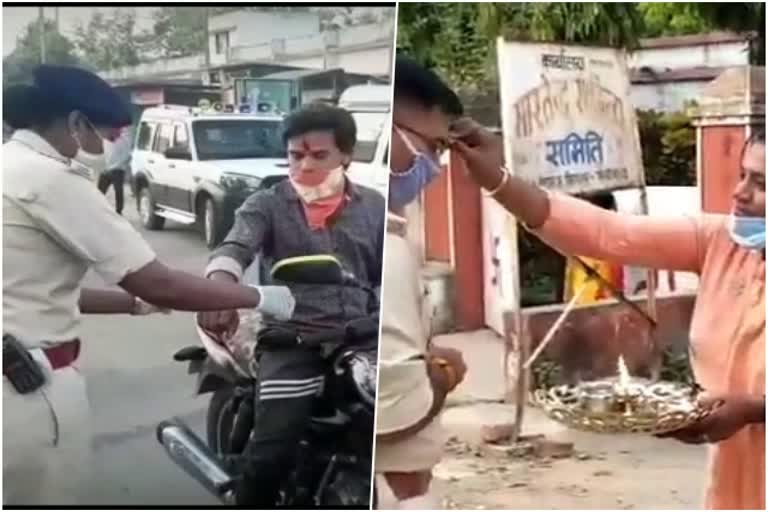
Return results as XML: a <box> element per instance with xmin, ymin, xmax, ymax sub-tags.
<box><xmin>252</xmin><ymin>285</ymin><xmax>295</xmax><ymax>321</ymax></box>
<box><xmin>132</xmin><ymin>297</ymin><xmax>171</xmax><ymax>316</ymax></box>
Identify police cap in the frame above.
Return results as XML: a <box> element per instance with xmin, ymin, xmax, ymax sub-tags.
<box><xmin>33</xmin><ymin>65</ymin><xmax>132</xmax><ymax>128</ymax></box>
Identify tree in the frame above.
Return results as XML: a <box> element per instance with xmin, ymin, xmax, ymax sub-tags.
<box><xmin>677</xmin><ymin>3</ymin><xmax>764</xmax><ymax>64</ymax></box>
<box><xmin>398</xmin><ymin>3</ymin><xmax>645</xmax><ymax>91</ymax></box>
<box><xmin>3</xmin><ymin>19</ymin><xmax>80</xmax><ymax>87</ymax></box>
<box><xmin>74</xmin><ymin>9</ymin><xmax>141</xmax><ymax>71</ymax></box>
<box><xmin>397</xmin><ymin>3</ymin><xmax>492</xmax><ymax>90</ymax></box>
<box><xmin>399</xmin><ymin>2</ymin><xmax>765</xmax><ymax>90</ymax></box>
<box><xmin>638</xmin><ymin>3</ymin><xmax>715</xmax><ymax>38</ymax></box>
<box><xmin>638</xmin><ymin>2</ymin><xmax>765</xmax><ymax>64</ymax></box>
<box><xmin>479</xmin><ymin>3</ymin><xmax>644</xmax><ymax>48</ymax></box>
<box><xmin>143</xmin><ymin>7</ymin><xmax>317</xmax><ymax>59</ymax></box>
<box><xmin>636</xmin><ymin>108</ymin><xmax>696</xmax><ymax>186</ymax></box>
<box><xmin>142</xmin><ymin>6</ymin><xmax>208</xmax><ymax>59</ymax></box>
<box><xmin>138</xmin><ymin>6</ymin><xmax>395</xmax><ymax>60</ymax></box>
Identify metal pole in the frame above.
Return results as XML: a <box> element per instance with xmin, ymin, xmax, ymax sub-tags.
<box><xmin>638</xmin><ymin>186</ymin><xmax>658</xmax><ymax>323</ymax></box>
<box><xmin>204</xmin><ymin>7</ymin><xmax>211</xmax><ymax>70</ymax></box>
<box><xmin>54</xmin><ymin>6</ymin><xmax>60</xmax><ymax>33</ymax></box>
<box><xmin>38</xmin><ymin>6</ymin><xmax>46</xmax><ymax>64</ymax></box>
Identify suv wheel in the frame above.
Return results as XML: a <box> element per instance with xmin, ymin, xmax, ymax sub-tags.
<box><xmin>200</xmin><ymin>197</ymin><xmax>222</xmax><ymax>249</ymax></box>
<box><xmin>137</xmin><ymin>186</ymin><xmax>165</xmax><ymax>230</ymax></box>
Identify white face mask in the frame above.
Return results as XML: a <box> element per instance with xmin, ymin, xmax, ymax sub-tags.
<box><xmin>69</xmin><ymin>112</ymin><xmax>107</xmax><ymax>177</ymax></box>
<box><xmin>72</xmin><ymin>149</ymin><xmax>107</xmax><ymax>177</ymax></box>
<box><xmin>289</xmin><ymin>165</ymin><xmax>346</xmax><ymax>203</ymax></box>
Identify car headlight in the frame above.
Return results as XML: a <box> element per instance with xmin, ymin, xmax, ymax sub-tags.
<box><xmin>220</xmin><ymin>173</ymin><xmax>262</xmax><ymax>191</ymax></box>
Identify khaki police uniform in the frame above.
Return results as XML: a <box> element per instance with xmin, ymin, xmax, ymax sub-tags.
<box><xmin>375</xmin><ymin>213</ymin><xmax>445</xmax><ymax>474</ymax></box>
<box><xmin>3</xmin><ymin>130</ymin><xmax>156</xmax><ymax>505</ymax></box>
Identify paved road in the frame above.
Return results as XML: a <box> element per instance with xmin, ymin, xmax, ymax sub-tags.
<box><xmin>79</xmin><ymin>201</ymin><xmax>228</xmax><ymax>505</ymax></box>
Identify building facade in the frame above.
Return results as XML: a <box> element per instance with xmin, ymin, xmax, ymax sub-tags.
<box><xmin>628</xmin><ymin>31</ymin><xmax>751</xmax><ymax>112</ymax></box>
<box><xmin>100</xmin><ymin>10</ymin><xmax>395</xmax><ymax>88</ymax></box>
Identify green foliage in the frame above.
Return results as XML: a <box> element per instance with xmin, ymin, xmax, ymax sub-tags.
<box><xmin>73</xmin><ymin>9</ymin><xmax>141</xmax><ymax>71</ymax></box>
<box><xmin>520</xmin><ymin>229</ymin><xmax>564</xmax><ymax>307</ymax></box>
<box><xmin>638</xmin><ymin>2</ymin><xmax>764</xmax><ymax>64</ymax></box>
<box><xmin>638</xmin><ymin>3</ymin><xmax>715</xmax><ymax>38</ymax></box>
<box><xmin>687</xmin><ymin>2</ymin><xmax>765</xmax><ymax>64</ymax></box>
<box><xmin>636</xmin><ymin>108</ymin><xmax>696</xmax><ymax>186</ymax></box>
<box><xmin>397</xmin><ymin>3</ymin><xmax>493</xmax><ymax>90</ymax></box>
<box><xmin>139</xmin><ymin>7</ymin><xmax>208</xmax><ymax>59</ymax></box>
<box><xmin>398</xmin><ymin>2</ymin><xmax>764</xmax><ymax>92</ymax></box>
<box><xmin>398</xmin><ymin>3</ymin><xmax>644</xmax><ymax>92</ymax></box>
<box><xmin>3</xmin><ymin>19</ymin><xmax>80</xmax><ymax>88</ymax></box>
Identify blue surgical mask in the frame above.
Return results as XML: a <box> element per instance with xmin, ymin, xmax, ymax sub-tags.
<box><xmin>389</xmin><ymin>127</ymin><xmax>441</xmax><ymax>211</ymax></box>
<box><xmin>389</xmin><ymin>154</ymin><xmax>441</xmax><ymax>211</ymax></box>
<box><xmin>728</xmin><ymin>214</ymin><xmax>766</xmax><ymax>250</ymax></box>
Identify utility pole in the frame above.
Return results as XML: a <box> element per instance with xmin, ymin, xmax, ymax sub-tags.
<box><xmin>204</xmin><ymin>7</ymin><xmax>211</xmax><ymax>70</ymax></box>
<box><xmin>38</xmin><ymin>6</ymin><xmax>46</xmax><ymax>64</ymax></box>
<box><xmin>54</xmin><ymin>6</ymin><xmax>60</xmax><ymax>33</ymax></box>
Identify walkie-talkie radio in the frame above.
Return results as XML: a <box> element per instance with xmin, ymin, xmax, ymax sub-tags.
<box><xmin>3</xmin><ymin>335</ymin><xmax>46</xmax><ymax>394</ymax></box>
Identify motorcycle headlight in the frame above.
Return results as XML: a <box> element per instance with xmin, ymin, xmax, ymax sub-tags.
<box><xmin>344</xmin><ymin>350</ymin><xmax>377</xmax><ymax>407</ymax></box>
<box><xmin>220</xmin><ymin>173</ymin><xmax>262</xmax><ymax>191</ymax></box>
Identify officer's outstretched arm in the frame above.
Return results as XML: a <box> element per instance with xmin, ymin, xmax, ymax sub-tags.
<box><xmin>119</xmin><ymin>260</ymin><xmax>265</xmax><ymax>312</ymax></box>
<box><xmin>79</xmin><ymin>288</ymin><xmax>136</xmax><ymax>314</ymax></box>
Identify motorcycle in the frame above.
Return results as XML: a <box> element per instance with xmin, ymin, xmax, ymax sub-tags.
<box><xmin>156</xmin><ymin>255</ymin><xmax>379</xmax><ymax>507</ymax></box>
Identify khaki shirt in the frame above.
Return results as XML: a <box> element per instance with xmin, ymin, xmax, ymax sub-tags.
<box><xmin>3</xmin><ymin>130</ymin><xmax>156</xmax><ymax>346</ymax></box>
<box><xmin>375</xmin><ymin>213</ymin><xmax>434</xmax><ymax>434</ymax></box>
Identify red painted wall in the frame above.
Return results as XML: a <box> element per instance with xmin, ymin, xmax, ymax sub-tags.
<box><xmin>701</xmin><ymin>126</ymin><xmax>746</xmax><ymax>214</ymax></box>
<box><xmin>423</xmin><ymin>167</ymin><xmax>451</xmax><ymax>263</ymax></box>
<box><xmin>422</xmin><ymin>153</ymin><xmax>486</xmax><ymax>331</ymax></box>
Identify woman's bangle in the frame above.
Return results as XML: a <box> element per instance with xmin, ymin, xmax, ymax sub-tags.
<box><xmin>483</xmin><ymin>167</ymin><xmax>509</xmax><ymax>197</ymax></box>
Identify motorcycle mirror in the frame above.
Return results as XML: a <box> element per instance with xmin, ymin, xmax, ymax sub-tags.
<box><xmin>270</xmin><ymin>254</ymin><xmax>346</xmax><ymax>285</ymax></box>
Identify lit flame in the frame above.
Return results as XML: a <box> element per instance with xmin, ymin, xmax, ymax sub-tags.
<box><xmin>617</xmin><ymin>355</ymin><xmax>631</xmax><ymax>389</ymax></box>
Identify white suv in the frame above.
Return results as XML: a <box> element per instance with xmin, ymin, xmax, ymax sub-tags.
<box><xmin>340</xmin><ymin>84</ymin><xmax>390</xmax><ymax>196</ymax></box>
<box><xmin>131</xmin><ymin>106</ymin><xmax>287</xmax><ymax>248</ymax></box>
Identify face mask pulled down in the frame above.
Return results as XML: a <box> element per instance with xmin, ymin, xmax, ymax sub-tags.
<box><xmin>290</xmin><ymin>166</ymin><xmax>346</xmax><ymax>230</ymax></box>
<box><xmin>389</xmin><ymin>126</ymin><xmax>441</xmax><ymax>212</ymax></box>
<box><xmin>728</xmin><ymin>214</ymin><xmax>766</xmax><ymax>251</ymax></box>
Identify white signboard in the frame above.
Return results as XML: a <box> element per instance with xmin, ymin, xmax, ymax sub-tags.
<box><xmin>131</xmin><ymin>89</ymin><xmax>165</xmax><ymax>106</ymax></box>
<box><xmin>497</xmin><ymin>41</ymin><xmax>645</xmax><ymax>194</ymax></box>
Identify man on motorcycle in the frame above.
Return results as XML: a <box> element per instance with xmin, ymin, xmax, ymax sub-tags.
<box><xmin>199</xmin><ymin>103</ymin><xmax>385</xmax><ymax>506</ymax></box>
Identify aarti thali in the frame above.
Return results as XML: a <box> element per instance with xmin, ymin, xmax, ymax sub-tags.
<box><xmin>533</xmin><ymin>356</ymin><xmax>710</xmax><ymax>435</ymax></box>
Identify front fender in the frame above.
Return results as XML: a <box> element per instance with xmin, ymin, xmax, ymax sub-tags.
<box><xmin>194</xmin><ymin>181</ymin><xmax>227</xmax><ymax>205</ymax></box>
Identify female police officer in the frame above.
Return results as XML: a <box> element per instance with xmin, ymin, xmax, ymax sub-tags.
<box><xmin>3</xmin><ymin>65</ymin><xmax>294</xmax><ymax>505</ymax></box>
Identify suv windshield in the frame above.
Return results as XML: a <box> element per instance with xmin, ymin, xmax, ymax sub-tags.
<box><xmin>192</xmin><ymin>119</ymin><xmax>284</xmax><ymax>160</ymax></box>
<box><xmin>350</xmin><ymin>112</ymin><xmax>386</xmax><ymax>163</ymax></box>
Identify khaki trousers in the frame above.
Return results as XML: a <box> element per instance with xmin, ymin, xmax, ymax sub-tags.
<box><xmin>3</xmin><ymin>349</ymin><xmax>91</xmax><ymax>505</ymax></box>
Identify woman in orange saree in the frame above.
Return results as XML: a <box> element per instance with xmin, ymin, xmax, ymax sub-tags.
<box><xmin>452</xmin><ymin>124</ymin><xmax>765</xmax><ymax>510</ymax></box>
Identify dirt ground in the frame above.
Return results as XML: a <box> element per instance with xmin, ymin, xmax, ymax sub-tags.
<box><xmin>376</xmin><ymin>331</ymin><xmax>708</xmax><ymax>510</ymax></box>
<box><xmin>432</xmin><ymin>431</ymin><xmax>706</xmax><ymax>510</ymax></box>
<box><xmin>377</xmin><ymin>402</ymin><xmax>707</xmax><ymax>510</ymax></box>
<box><xmin>379</xmin><ymin>404</ymin><xmax>706</xmax><ymax>510</ymax></box>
